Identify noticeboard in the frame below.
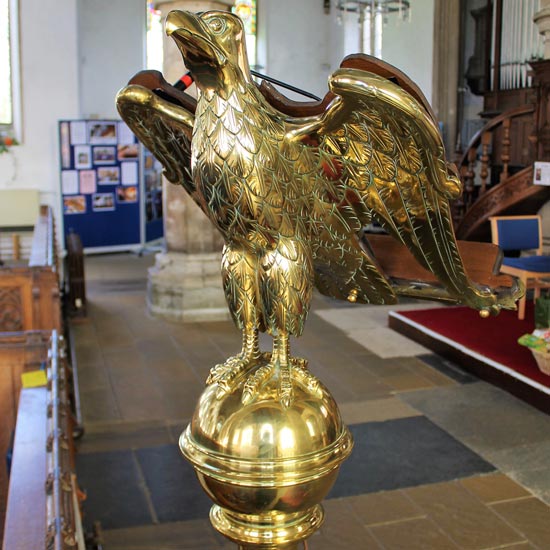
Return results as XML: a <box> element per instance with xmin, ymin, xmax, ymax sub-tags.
<box><xmin>59</xmin><ymin>119</ymin><xmax>164</xmax><ymax>252</ymax></box>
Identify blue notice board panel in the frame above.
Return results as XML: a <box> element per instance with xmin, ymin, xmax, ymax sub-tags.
<box><xmin>59</xmin><ymin>119</ymin><xmax>142</xmax><ymax>251</ymax></box>
<box><xmin>143</xmin><ymin>147</ymin><xmax>164</xmax><ymax>243</ymax></box>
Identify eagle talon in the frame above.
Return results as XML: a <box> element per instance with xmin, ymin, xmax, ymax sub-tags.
<box><xmin>242</xmin><ymin>363</ymin><xmax>274</xmax><ymax>405</ymax></box>
<box><xmin>279</xmin><ymin>364</ymin><xmax>293</xmax><ymax>408</ymax></box>
<box><xmin>207</xmin><ymin>354</ymin><xmax>258</xmax><ymax>395</ymax></box>
<box><xmin>290</xmin><ymin>356</ymin><xmax>308</xmax><ymax>370</ymax></box>
<box><xmin>240</xmin><ymin>356</ymin><xmax>322</xmax><ymax>407</ymax></box>
<box><xmin>293</xmin><ymin>363</ymin><xmax>323</xmax><ymax>399</ymax></box>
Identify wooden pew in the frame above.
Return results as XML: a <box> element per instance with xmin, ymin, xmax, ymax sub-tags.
<box><xmin>0</xmin><ymin>331</ymin><xmax>50</xmax><ymax>542</ymax></box>
<box><xmin>2</xmin><ymin>332</ymin><xmax>84</xmax><ymax>549</ymax></box>
<box><xmin>0</xmin><ymin>205</ymin><xmax>61</xmax><ymax>332</ymax></box>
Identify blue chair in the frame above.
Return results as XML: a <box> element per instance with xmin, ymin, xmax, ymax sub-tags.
<box><xmin>490</xmin><ymin>215</ymin><xmax>550</xmax><ymax>320</ymax></box>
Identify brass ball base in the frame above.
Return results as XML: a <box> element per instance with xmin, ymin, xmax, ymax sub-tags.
<box><xmin>180</xmin><ymin>360</ymin><xmax>353</xmax><ymax>549</ymax></box>
<box><xmin>212</xmin><ymin>504</ymin><xmax>322</xmax><ymax>549</ymax></box>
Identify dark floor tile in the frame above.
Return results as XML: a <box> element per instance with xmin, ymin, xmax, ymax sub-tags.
<box><xmin>400</xmin><ymin>383</ymin><xmax>550</xmax><ymax>453</ymax></box>
<box><xmin>76</xmin><ymin>450</ymin><xmax>153</xmax><ymax>529</ymax></box>
<box><xmin>77</xmin><ymin>421</ymin><xmax>173</xmax><ymax>454</ymax></box>
<box><xmin>417</xmin><ymin>353</ymin><xmax>478</xmax><ymax>384</ymax></box>
<box><xmin>328</xmin><ymin>416</ymin><xmax>495</xmax><ymax>498</ymax></box>
<box><xmin>102</xmin><ymin>519</ymin><xmax>223</xmax><ymax>549</ymax></box>
<box><xmin>135</xmin><ymin>444</ymin><xmax>212</xmax><ymax>522</ymax></box>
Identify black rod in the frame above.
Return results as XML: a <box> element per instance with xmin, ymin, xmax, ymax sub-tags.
<box><xmin>174</xmin><ymin>70</ymin><xmax>322</xmax><ymax>102</ymax></box>
<box><xmin>250</xmin><ymin>69</ymin><xmax>321</xmax><ymax>101</ymax></box>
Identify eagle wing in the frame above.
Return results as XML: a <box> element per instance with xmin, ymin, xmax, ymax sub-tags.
<box><xmin>116</xmin><ymin>79</ymin><xmax>203</xmax><ymax>210</ymax></box>
<box><xmin>292</xmin><ymin>68</ymin><xmax>519</xmax><ymax>312</ymax></box>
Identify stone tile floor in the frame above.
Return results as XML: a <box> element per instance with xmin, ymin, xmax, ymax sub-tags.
<box><xmin>73</xmin><ymin>253</ymin><xmax>550</xmax><ymax>549</ymax></box>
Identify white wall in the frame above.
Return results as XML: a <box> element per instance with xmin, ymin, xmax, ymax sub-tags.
<box><xmin>78</xmin><ymin>0</ymin><xmax>146</xmax><ymax>118</ymax></box>
<box><xmin>0</xmin><ymin>0</ymin><xmax>146</xmax><ymax>232</ymax></box>
<box><xmin>258</xmin><ymin>0</ymin><xmax>435</xmax><ymax>105</ymax></box>
<box><xmin>381</xmin><ymin>0</ymin><xmax>435</xmax><ymax>104</ymax></box>
<box><xmin>258</xmin><ymin>0</ymin><xmax>344</xmax><ymax>101</ymax></box>
<box><xmin>0</xmin><ymin>0</ymin><xmax>80</xmax><ymax>217</ymax></box>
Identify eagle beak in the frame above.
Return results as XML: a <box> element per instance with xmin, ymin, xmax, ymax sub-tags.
<box><xmin>165</xmin><ymin>10</ymin><xmax>226</xmax><ymax>67</ymax></box>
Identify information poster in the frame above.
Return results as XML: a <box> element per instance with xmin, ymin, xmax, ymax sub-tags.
<box><xmin>59</xmin><ymin>119</ymin><xmax>163</xmax><ymax>251</ymax></box>
<box><xmin>534</xmin><ymin>162</ymin><xmax>550</xmax><ymax>186</ymax></box>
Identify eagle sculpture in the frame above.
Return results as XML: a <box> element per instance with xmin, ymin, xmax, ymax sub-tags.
<box><xmin>116</xmin><ymin>10</ymin><xmax>520</xmax><ymax>407</ymax></box>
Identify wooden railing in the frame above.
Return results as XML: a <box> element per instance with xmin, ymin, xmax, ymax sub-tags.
<box><xmin>453</xmin><ymin>104</ymin><xmax>536</xmax><ymax>229</ymax></box>
<box><xmin>29</xmin><ymin>205</ymin><xmax>58</xmax><ymax>272</ymax></box>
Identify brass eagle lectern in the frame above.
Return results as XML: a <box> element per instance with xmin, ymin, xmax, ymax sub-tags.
<box><xmin>117</xmin><ymin>10</ymin><xmax>520</xmax><ymax>549</ymax></box>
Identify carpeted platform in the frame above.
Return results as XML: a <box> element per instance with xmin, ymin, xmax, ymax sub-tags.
<box><xmin>389</xmin><ymin>304</ymin><xmax>550</xmax><ymax>413</ymax></box>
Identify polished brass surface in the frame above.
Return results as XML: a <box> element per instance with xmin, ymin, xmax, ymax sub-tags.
<box><xmin>180</xmin><ymin>359</ymin><xmax>351</xmax><ymax>548</ymax></box>
<box><xmin>116</xmin><ymin>9</ymin><xmax>522</xmax><ymax>548</ymax></box>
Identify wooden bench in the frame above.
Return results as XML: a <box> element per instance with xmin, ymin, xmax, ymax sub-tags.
<box><xmin>2</xmin><ymin>331</ymin><xmax>84</xmax><ymax>549</ymax></box>
<box><xmin>0</xmin><ymin>331</ymin><xmax>50</xmax><ymax>542</ymax></box>
<box><xmin>0</xmin><ymin>205</ymin><xmax>61</xmax><ymax>332</ymax></box>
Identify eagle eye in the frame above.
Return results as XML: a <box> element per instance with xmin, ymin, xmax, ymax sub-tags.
<box><xmin>208</xmin><ymin>17</ymin><xmax>225</xmax><ymax>34</ymax></box>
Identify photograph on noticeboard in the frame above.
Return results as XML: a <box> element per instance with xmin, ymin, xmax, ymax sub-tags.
<box><xmin>92</xmin><ymin>192</ymin><xmax>116</xmax><ymax>212</ymax></box>
<box><xmin>116</xmin><ymin>185</ymin><xmax>138</xmax><ymax>203</ymax></box>
<box><xmin>93</xmin><ymin>146</ymin><xmax>117</xmax><ymax>165</ymax></box>
<box><xmin>117</xmin><ymin>143</ymin><xmax>139</xmax><ymax>161</ymax></box>
<box><xmin>63</xmin><ymin>195</ymin><xmax>87</xmax><ymax>215</ymax></box>
<box><xmin>79</xmin><ymin>170</ymin><xmax>97</xmax><ymax>195</ymax></box>
<box><xmin>75</xmin><ymin>145</ymin><xmax>92</xmax><ymax>169</ymax></box>
<box><xmin>88</xmin><ymin>121</ymin><xmax>118</xmax><ymax>145</ymax></box>
<box><xmin>97</xmin><ymin>166</ymin><xmax>120</xmax><ymax>185</ymax></box>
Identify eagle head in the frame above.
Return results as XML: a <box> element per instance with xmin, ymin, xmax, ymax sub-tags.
<box><xmin>166</xmin><ymin>10</ymin><xmax>251</xmax><ymax>95</ymax></box>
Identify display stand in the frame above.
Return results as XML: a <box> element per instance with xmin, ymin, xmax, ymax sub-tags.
<box><xmin>58</xmin><ymin>119</ymin><xmax>164</xmax><ymax>254</ymax></box>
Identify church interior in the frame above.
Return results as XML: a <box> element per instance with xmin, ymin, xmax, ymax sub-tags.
<box><xmin>3</xmin><ymin>0</ymin><xmax>550</xmax><ymax>548</ymax></box>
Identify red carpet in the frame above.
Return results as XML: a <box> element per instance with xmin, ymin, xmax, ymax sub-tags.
<box><xmin>390</xmin><ymin>303</ymin><xmax>550</xmax><ymax>391</ymax></box>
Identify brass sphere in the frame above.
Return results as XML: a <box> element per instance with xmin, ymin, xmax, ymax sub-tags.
<box><xmin>180</xmin><ymin>361</ymin><xmax>353</xmax><ymax>548</ymax></box>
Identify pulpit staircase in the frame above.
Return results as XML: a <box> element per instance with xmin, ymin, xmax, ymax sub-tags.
<box><xmin>453</xmin><ymin>105</ymin><xmax>550</xmax><ymax>242</ymax></box>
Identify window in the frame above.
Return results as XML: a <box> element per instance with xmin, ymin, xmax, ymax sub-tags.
<box><xmin>233</xmin><ymin>0</ymin><xmax>257</xmax><ymax>69</ymax></box>
<box><xmin>146</xmin><ymin>2</ymin><xmax>163</xmax><ymax>71</ymax></box>
<box><xmin>0</xmin><ymin>0</ymin><xmax>20</xmax><ymax>137</ymax></box>
<box><xmin>0</xmin><ymin>0</ymin><xmax>12</xmax><ymax>126</ymax></box>
<box><xmin>145</xmin><ymin>0</ymin><xmax>258</xmax><ymax>72</ymax></box>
